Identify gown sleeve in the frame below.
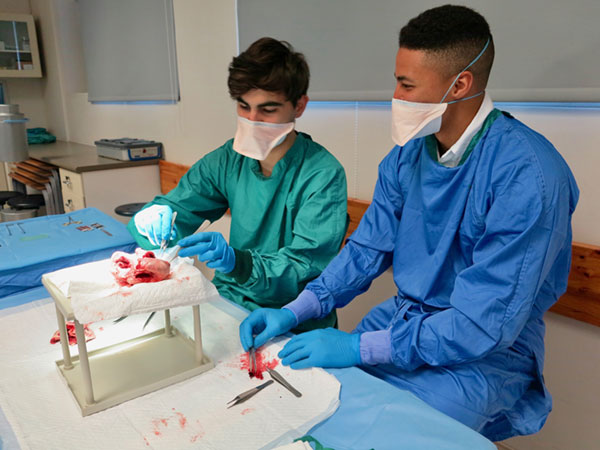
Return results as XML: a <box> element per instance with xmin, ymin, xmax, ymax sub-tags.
<box><xmin>127</xmin><ymin>148</ymin><xmax>230</xmax><ymax>248</ymax></box>
<box><xmin>289</xmin><ymin>148</ymin><xmax>404</xmax><ymax>318</ymax></box>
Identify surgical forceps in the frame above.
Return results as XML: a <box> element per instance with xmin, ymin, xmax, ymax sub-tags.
<box><xmin>249</xmin><ymin>347</ymin><xmax>257</xmax><ymax>376</ymax></box>
<box><xmin>267</xmin><ymin>367</ymin><xmax>302</xmax><ymax>398</ymax></box>
<box><xmin>226</xmin><ymin>380</ymin><xmax>273</xmax><ymax>408</ymax></box>
<box><xmin>158</xmin><ymin>211</ymin><xmax>177</xmax><ymax>257</ymax></box>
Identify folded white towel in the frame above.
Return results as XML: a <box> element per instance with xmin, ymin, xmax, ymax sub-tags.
<box><xmin>43</xmin><ymin>252</ymin><xmax>220</xmax><ymax>323</ymax></box>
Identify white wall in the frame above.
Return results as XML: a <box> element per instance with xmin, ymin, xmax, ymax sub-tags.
<box><xmin>29</xmin><ymin>0</ymin><xmax>237</xmax><ymax>163</ymax></box>
<box><xmin>27</xmin><ymin>1</ymin><xmax>600</xmax><ymax>448</ymax></box>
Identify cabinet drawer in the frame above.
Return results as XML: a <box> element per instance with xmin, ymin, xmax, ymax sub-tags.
<box><xmin>59</xmin><ymin>168</ymin><xmax>85</xmax><ymax>211</ymax></box>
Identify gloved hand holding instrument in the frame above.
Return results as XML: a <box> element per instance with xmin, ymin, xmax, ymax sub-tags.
<box><xmin>178</xmin><ymin>231</ymin><xmax>236</xmax><ymax>273</ymax></box>
<box><xmin>134</xmin><ymin>204</ymin><xmax>178</xmax><ymax>247</ymax></box>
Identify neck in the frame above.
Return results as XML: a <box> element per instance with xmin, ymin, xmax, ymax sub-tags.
<box><xmin>259</xmin><ymin>130</ymin><xmax>297</xmax><ymax>177</ymax></box>
<box><xmin>435</xmin><ymin>95</ymin><xmax>484</xmax><ymax>155</ymax></box>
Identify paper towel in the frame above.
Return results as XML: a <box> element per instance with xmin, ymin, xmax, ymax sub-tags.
<box><xmin>273</xmin><ymin>441</ymin><xmax>313</xmax><ymax>449</ymax></box>
<box><xmin>42</xmin><ymin>253</ymin><xmax>220</xmax><ymax>323</ymax></box>
<box><xmin>0</xmin><ymin>300</ymin><xmax>341</xmax><ymax>450</ymax></box>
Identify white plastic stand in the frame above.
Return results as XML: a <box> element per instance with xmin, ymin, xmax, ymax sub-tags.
<box><xmin>42</xmin><ymin>276</ymin><xmax>213</xmax><ymax>416</ymax></box>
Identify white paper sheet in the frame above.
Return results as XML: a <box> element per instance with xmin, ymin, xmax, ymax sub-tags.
<box><xmin>0</xmin><ymin>300</ymin><xmax>340</xmax><ymax>449</ymax></box>
<box><xmin>42</xmin><ymin>254</ymin><xmax>220</xmax><ymax>323</ymax></box>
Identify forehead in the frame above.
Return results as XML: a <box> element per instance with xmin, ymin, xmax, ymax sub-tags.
<box><xmin>239</xmin><ymin>89</ymin><xmax>289</xmax><ymax>105</ymax></box>
<box><xmin>395</xmin><ymin>47</ymin><xmax>444</xmax><ymax>82</ymax></box>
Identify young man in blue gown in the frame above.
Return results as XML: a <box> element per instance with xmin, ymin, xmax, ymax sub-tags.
<box><xmin>240</xmin><ymin>5</ymin><xmax>579</xmax><ymax>441</ymax></box>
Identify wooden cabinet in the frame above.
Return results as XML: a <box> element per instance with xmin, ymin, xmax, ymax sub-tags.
<box><xmin>0</xmin><ymin>14</ymin><xmax>42</xmax><ymax>78</ymax></box>
<box><xmin>59</xmin><ymin>168</ymin><xmax>86</xmax><ymax>212</ymax></box>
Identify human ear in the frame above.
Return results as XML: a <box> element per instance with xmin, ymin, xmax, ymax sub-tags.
<box><xmin>294</xmin><ymin>95</ymin><xmax>309</xmax><ymax>119</ymax></box>
<box><xmin>451</xmin><ymin>71</ymin><xmax>475</xmax><ymax>100</ymax></box>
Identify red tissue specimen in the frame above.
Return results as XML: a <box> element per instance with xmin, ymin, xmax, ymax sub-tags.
<box><xmin>50</xmin><ymin>321</ymin><xmax>95</xmax><ymax>345</ymax></box>
<box><xmin>111</xmin><ymin>249</ymin><xmax>171</xmax><ymax>287</ymax></box>
<box><xmin>240</xmin><ymin>349</ymin><xmax>279</xmax><ymax>380</ymax></box>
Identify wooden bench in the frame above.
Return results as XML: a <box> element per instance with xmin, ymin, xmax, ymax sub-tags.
<box><xmin>159</xmin><ymin>160</ymin><xmax>599</xmax><ymax>328</ymax></box>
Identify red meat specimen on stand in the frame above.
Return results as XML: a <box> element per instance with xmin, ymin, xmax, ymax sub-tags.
<box><xmin>50</xmin><ymin>322</ymin><xmax>95</xmax><ymax>345</ymax></box>
<box><xmin>111</xmin><ymin>250</ymin><xmax>171</xmax><ymax>287</ymax></box>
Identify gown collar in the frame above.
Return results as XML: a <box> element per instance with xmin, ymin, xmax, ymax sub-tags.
<box><xmin>250</xmin><ymin>131</ymin><xmax>305</xmax><ymax>179</ymax></box>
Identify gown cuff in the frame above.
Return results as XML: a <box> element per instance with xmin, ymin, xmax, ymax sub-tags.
<box><xmin>227</xmin><ymin>248</ymin><xmax>252</xmax><ymax>284</ymax></box>
<box><xmin>359</xmin><ymin>330</ymin><xmax>392</xmax><ymax>365</ymax></box>
<box><xmin>283</xmin><ymin>289</ymin><xmax>322</xmax><ymax>324</ymax></box>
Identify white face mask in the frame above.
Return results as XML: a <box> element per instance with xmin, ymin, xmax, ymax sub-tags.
<box><xmin>391</xmin><ymin>38</ymin><xmax>490</xmax><ymax>147</ymax></box>
<box><xmin>233</xmin><ymin>116</ymin><xmax>295</xmax><ymax>160</ymax></box>
<box><xmin>391</xmin><ymin>99</ymin><xmax>447</xmax><ymax>146</ymax></box>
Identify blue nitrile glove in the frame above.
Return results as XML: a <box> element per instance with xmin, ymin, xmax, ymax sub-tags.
<box><xmin>239</xmin><ymin>308</ymin><xmax>297</xmax><ymax>351</ymax></box>
<box><xmin>278</xmin><ymin>328</ymin><xmax>361</xmax><ymax>369</ymax></box>
<box><xmin>134</xmin><ymin>205</ymin><xmax>177</xmax><ymax>246</ymax></box>
<box><xmin>178</xmin><ymin>232</ymin><xmax>236</xmax><ymax>273</ymax></box>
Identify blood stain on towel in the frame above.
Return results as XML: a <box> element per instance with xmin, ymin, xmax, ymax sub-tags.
<box><xmin>190</xmin><ymin>432</ymin><xmax>205</xmax><ymax>443</ymax></box>
<box><xmin>143</xmin><ymin>437</ymin><xmax>150</xmax><ymax>446</ymax></box>
<box><xmin>149</xmin><ymin>411</ymin><xmax>202</xmax><ymax>443</ymax></box>
<box><xmin>190</xmin><ymin>421</ymin><xmax>205</xmax><ymax>443</ymax></box>
<box><xmin>175</xmin><ymin>411</ymin><xmax>187</xmax><ymax>429</ymax></box>
<box><xmin>241</xmin><ymin>408</ymin><xmax>254</xmax><ymax>415</ymax></box>
<box><xmin>239</xmin><ymin>350</ymin><xmax>279</xmax><ymax>379</ymax></box>
<box><xmin>151</xmin><ymin>417</ymin><xmax>169</xmax><ymax>436</ymax></box>
<box><xmin>50</xmin><ymin>322</ymin><xmax>95</xmax><ymax>345</ymax></box>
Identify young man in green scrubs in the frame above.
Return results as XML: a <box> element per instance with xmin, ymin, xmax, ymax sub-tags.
<box><xmin>128</xmin><ymin>37</ymin><xmax>347</xmax><ymax>331</ymax></box>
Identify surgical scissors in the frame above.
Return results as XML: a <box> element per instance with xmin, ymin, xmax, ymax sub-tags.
<box><xmin>226</xmin><ymin>379</ymin><xmax>273</xmax><ymax>408</ymax></box>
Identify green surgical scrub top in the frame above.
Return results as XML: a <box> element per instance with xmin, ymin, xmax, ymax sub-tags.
<box><xmin>127</xmin><ymin>132</ymin><xmax>348</xmax><ymax>330</ymax></box>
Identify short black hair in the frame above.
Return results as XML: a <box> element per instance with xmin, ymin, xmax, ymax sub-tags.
<box><xmin>399</xmin><ymin>5</ymin><xmax>494</xmax><ymax>88</ymax></box>
<box><xmin>227</xmin><ymin>37</ymin><xmax>309</xmax><ymax>106</ymax></box>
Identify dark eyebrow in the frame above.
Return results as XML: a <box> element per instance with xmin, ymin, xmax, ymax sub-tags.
<box><xmin>258</xmin><ymin>101</ymin><xmax>284</xmax><ymax>108</ymax></box>
<box><xmin>394</xmin><ymin>74</ymin><xmax>416</xmax><ymax>84</ymax></box>
<box><xmin>236</xmin><ymin>97</ymin><xmax>284</xmax><ymax>108</ymax></box>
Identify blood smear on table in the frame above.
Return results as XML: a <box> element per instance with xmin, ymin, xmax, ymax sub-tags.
<box><xmin>239</xmin><ymin>350</ymin><xmax>278</xmax><ymax>379</ymax></box>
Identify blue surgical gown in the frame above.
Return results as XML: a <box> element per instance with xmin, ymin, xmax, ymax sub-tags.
<box><xmin>303</xmin><ymin>110</ymin><xmax>579</xmax><ymax>440</ymax></box>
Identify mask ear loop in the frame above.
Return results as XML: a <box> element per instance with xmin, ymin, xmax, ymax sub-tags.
<box><xmin>440</xmin><ymin>37</ymin><xmax>491</xmax><ymax>104</ymax></box>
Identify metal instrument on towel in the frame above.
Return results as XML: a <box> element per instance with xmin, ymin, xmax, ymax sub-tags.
<box><xmin>267</xmin><ymin>367</ymin><xmax>302</xmax><ymax>398</ymax></box>
<box><xmin>91</xmin><ymin>222</ymin><xmax>112</xmax><ymax>236</ymax></box>
<box><xmin>62</xmin><ymin>215</ymin><xmax>82</xmax><ymax>226</ymax></box>
<box><xmin>249</xmin><ymin>347</ymin><xmax>257</xmax><ymax>375</ymax></box>
<box><xmin>142</xmin><ymin>312</ymin><xmax>155</xmax><ymax>330</ymax></box>
<box><xmin>113</xmin><ymin>310</ymin><xmax>156</xmax><ymax>328</ymax></box>
<box><xmin>226</xmin><ymin>380</ymin><xmax>274</xmax><ymax>408</ymax></box>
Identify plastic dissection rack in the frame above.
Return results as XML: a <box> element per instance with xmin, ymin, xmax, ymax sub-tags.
<box><xmin>41</xmin><ymin>275</ymin><xmax>214</xmax><ymax>416</ymax></box>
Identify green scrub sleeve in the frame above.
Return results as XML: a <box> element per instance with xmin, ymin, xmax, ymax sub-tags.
<box><xmin>228</xmin><ymin>248</ymin><xmax>253</xmax><ymax>284</ymax></box>
<box><xmin>127</xmin><ymin>149</ymin><xmax>230</xmax><ymax>248</ymax></box>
